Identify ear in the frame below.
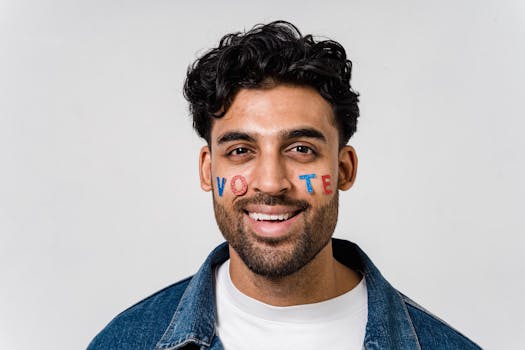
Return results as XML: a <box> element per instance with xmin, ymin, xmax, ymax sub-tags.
<box><xmin>338</xmin><ymin>145</ymin><xmax>358</xmax><ymax>191</ymax></box>
<box><xmin>199</xmin><ymin>145</ymin><xmax>213</xmax><ymax>192</ymax></box>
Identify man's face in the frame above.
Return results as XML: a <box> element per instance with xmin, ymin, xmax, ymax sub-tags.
<box><xmin>199</xmin><ymin>84</ymin><xmax>357</xmax><ymax>278</ymax></box>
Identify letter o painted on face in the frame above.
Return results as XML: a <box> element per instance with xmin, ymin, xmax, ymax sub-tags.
<box><xmin>230</xmin><ymin>175</ymin><xmax>248</xmax><ymax>196</ymax></box>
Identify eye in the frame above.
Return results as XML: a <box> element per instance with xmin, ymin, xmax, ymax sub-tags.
<box><xmin>224</xmin><ymin>145</ymin><xmax>255</xmax><ymax>162</ymax></box>
<box><xmin>291</xmin><ymin>145</ymin><xmax>315</xmax><ymax>154</ymax></box>
<box><xmin>286</xmin><ymin>144</ymin><xmax>318</xmax><ymax>162</ymax></box>
<box><xmin>228</xmin><ymin>147</ymin><xmax>250</xmax><ymax>156</ymax></box>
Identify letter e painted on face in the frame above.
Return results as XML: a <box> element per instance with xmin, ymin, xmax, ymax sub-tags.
<box><xmin>230</xmin><ymin>175</ymin><xmax>248</xmax><ymax>196</ymax></box>
<box><xmin>321</xmin><ymin>175</ymin><xmax>332</xmax><ymax>194</ymax></box>
<box><xmin>298</xmin><ymin>173</ymin><xmax>316</xmax><ymax>193</ymax></box>
<box><xmin>216</xmin><ymin>177</ymin><xmax>226</xmax><ymax>197</ymax></box>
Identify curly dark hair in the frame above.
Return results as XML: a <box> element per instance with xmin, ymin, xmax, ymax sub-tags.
<box><xmin>183</xmin><ymin>21</ymin><xmax>359</xmax><ymax>148</ymax></box>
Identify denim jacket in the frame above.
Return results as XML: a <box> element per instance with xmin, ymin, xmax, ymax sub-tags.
<box><xmin>88</xmin><ymin>239</ymin><xmax>482</xmax><ymax>349</ymax></box>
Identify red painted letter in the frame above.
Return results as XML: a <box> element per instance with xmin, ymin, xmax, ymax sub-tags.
<box><xmin>230</xmin><ymin>175</ymin><xmax>248</xmax><ymax>196</ymax></box>
<box><xmin>321</xmin><ymin>175</ymin><xmax>332</xmax><ymax>194</ymax></box>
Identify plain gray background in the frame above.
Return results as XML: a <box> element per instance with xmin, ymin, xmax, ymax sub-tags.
<box><xmin>1</xmin><ymin>0</ymin><xmax>524</xmax><ymax>348</ymax></box>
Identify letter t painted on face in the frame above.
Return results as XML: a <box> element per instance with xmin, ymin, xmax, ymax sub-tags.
<box><xmin>299</xmin><ymin>173</ymin><xmax>316</xmax><ymax>193</ymax></box>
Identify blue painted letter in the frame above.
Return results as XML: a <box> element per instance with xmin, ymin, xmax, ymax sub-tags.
<box><xmin>299</xmin><ymin>173</ymin><xmax>316</xmax><ymax>193</ymax></box>
<box><xmin>216</xmin><ymin>177</ymin><xmax>226</xmax><ymax>197</ymax></box>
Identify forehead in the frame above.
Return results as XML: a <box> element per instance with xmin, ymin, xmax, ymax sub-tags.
<box><xmin>211</xmin><ymin>84</ymin><xmax>338</xmax><ymax>142</ymax></box>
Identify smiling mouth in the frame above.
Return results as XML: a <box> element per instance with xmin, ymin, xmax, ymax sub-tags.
<box><xmin>245</xmin><ymin>210</ymin><xmax>302</xmax><ymax>222</ymax></box>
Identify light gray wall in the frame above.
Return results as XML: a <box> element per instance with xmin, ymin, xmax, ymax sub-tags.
<box><xmin>1</xmin><ymin>0</ymin><xmax>523</xmax><ymax>348</ymax></box>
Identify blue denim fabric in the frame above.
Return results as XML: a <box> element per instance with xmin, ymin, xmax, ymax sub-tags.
<box><xmin>88</xmin><ymin>239</ymin><xmax>482</xmax><ymax>349</ymax></box>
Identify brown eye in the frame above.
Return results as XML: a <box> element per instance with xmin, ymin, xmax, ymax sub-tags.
<box><xmin>293</xmin><ymin>145</ymin><xmax>314</xmax><ymax>154</ymax></box>
<box><xmin>229</xmin><ymin>147</ymin><xmax>249</xmax><ymax>155</ymax></box>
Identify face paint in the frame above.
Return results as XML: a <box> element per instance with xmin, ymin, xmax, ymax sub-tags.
<box><xmin>298</xmin><ymin>173</ymin><xmax>316</xmax><ymax>193</ymax></box>
<box><xmin>216</xmin><ymin>177</ymin><xmax>226</xmax><ymax>197</ymax></box>
<box><xmin>230</xmin><ymin>175</ymin><xmax>248</xmax><ymax>196</ymax></box>
<box><xmin>220</xmin><ymin>173</ymin><xmax>332</xmax><ymax>197</ymax></box>
<box><xmin>321</xmin><ymin>175</ymin><xmax>332</xmax><ymax>194</ymax></box>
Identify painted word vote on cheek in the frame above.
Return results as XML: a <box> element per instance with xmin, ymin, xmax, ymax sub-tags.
<box><xmin>216</xmin><ymin>173</ymin><xmax>333</xmax><ymax>196</ymax></box>
<box><xmin>298</xmin><ymin>173</ymin><xmax>333</xmax><ymax>194</ymax></box>
<box><xmin>215</xmin><ymin>175</ymin><xmax>248</xmax><ymax>197</ymax></box>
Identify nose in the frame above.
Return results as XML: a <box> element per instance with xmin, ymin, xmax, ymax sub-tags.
<box><xmin>251</xmin><ymin>152</ymin><xmax>292</xmax><ymax>196</ymax></box>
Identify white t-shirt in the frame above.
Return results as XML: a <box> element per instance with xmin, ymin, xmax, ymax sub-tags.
<box><xmin>214</xmin><ymin>260</ymin><xmax>368</xmax><ymax>350</ymax></box>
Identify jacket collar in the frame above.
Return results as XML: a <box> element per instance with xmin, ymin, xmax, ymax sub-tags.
<box><xmin>156</xmin><ymin>239</ymin><xmax>421</xmax><ymax>350</ymax></box>
<box><xmin>333</xmin><ymin>239</ymin><xmax>421</xmax><ymax>350</ymax></box>
<box><xmin>155</xmin><ymin>243</ymin><xmax>229</xmax><ymax>350</ymax></box>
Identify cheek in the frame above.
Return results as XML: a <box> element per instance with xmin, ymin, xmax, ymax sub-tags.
<box><xmin>297</xmin><ymin>173</ymin><xmax>334</xmax><ymax>195</ymax></box>
<box><xmin>213</xmin><ymin>174</ymin><xmax>248</xmax><ymax>197</ymax></box>
<box><xmin>320</xmin><ymin>174</ymin><xmax>333</xmax><ymax>194</ymax></box>
<box><xmin>230</xmin><ymin>175</ymin><xmax>248</xmax><ymax>196</ymax></box>
<box><xmin>214</xmin><ymin>176</ymin><xmax>227</xmax><ymax>197</ymax></box>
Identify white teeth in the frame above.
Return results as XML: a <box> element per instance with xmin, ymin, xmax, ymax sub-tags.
<box><xmin>248</xmin><ymin>212</ymin><xmax>291</xmax><ymax>221</ymax></box>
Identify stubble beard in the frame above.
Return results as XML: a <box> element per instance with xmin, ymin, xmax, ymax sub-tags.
<box><xmin>213</xmin><ymin>192</ymin><xmax>339</xmax><ymax>279</ymax></box>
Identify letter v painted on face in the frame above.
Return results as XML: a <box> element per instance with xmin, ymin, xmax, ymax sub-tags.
<box><xmin>216</xmin><ymin>177</ymin><xmax>226</xmax><ymax>197</ymax></box>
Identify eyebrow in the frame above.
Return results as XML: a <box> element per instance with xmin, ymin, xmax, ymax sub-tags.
<box><xmin>215</xmin><ymin>127</ymin><xmax>327</xmax><ymax>145</ymax></box>
<box><xmin>283</xmin><ymin>128</ymin><xmax>327</xmax><ymax>143</ymax></box>
<box><xmin>216</xmin><ymin>131</ymin><xmax>256</xmax><ymax>145</ymax></box>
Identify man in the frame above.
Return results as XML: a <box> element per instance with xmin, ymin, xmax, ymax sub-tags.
<box><xmin>88</xmin><ymin>21</ymin><xmax>481</xmax><ymax>350</ymax></box>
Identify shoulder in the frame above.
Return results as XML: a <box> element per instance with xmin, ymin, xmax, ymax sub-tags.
<box><xmin>400</xmin><ymin>293</ymin><xmax>482</xmax><ymax>350</ymax></box>
<box><xmin>87</xmin><ymin>276</ymin><xmax>192</xmax><ymax>350</ymax></box>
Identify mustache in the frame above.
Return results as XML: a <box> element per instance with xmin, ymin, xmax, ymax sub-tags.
<box><xmin>234</xmin><ymin>193</ymin><xmax>311</xmax><ymax>211</ymax></box>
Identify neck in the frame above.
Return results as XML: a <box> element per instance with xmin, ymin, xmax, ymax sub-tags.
<box><xmin>228</xmin><ymin>241</ymin><xmax>361</xmax><ymax>306</ymax></box>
